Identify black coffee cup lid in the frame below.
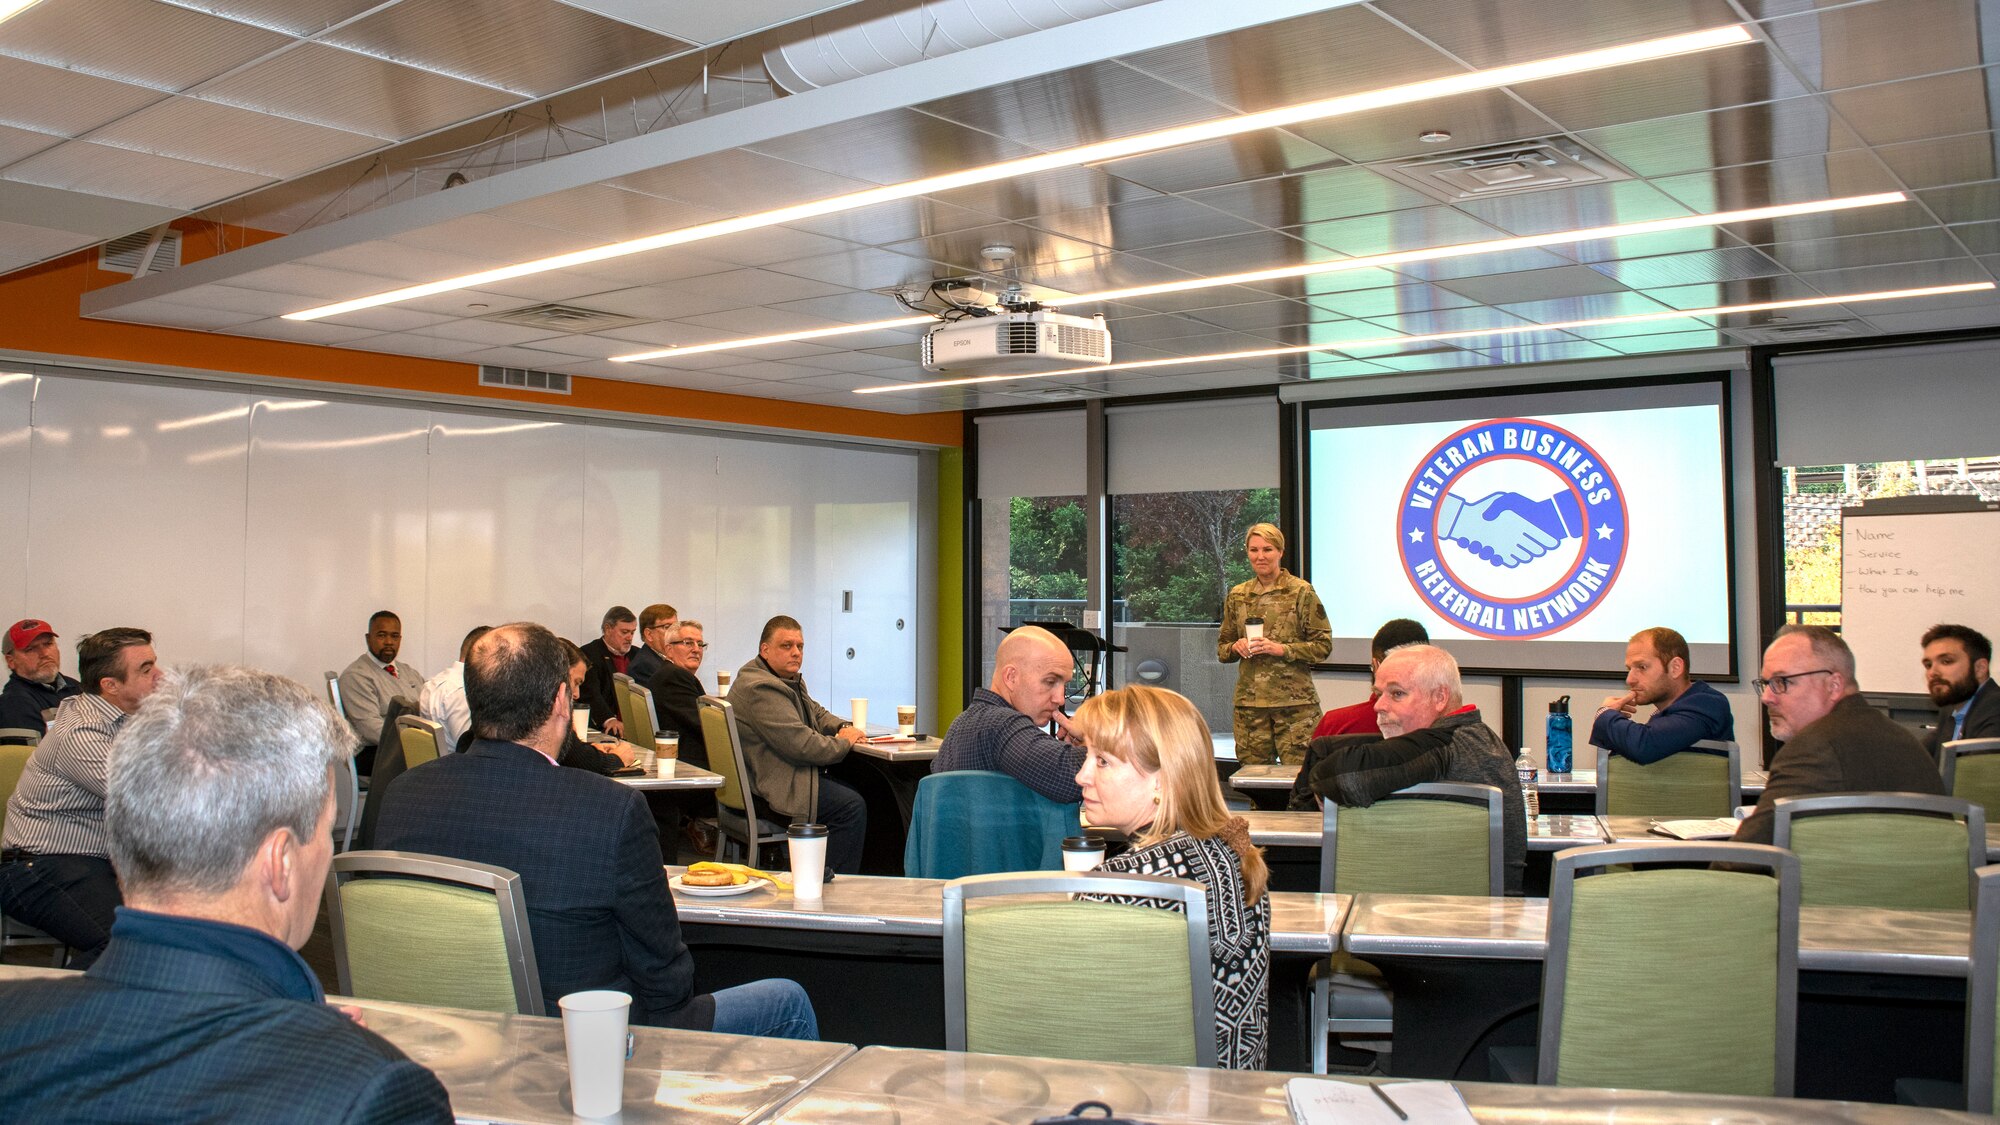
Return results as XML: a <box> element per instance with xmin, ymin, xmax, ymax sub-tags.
<box><xmin>787</xmin><ymin>823</ymin><xmax>829</xmax><ymax>838</ymax></box>
<box><xmin>1061</xmin><ymin>836</ymin><xmax>1103</xmax><ymax>850</ymax></box>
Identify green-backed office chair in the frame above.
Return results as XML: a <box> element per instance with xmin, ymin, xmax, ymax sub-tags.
<box><xmin>1942</xmin><ymin>739</ymin><xmax>2000</xmax><ymax>818</ymax></box>
<box><xmin>1517</xmin><ymin>841</ymin><xmax>1799</xmax><ymax>1095</ymax></box>
<box><xmin>696</xmin><ymin>695</ymin><xmax>787</xmax><ymax>864</ymax></box>
<box><xmin>943</xmin><ymin>870</ymin><xmax>1218</xmax><ymax>1067</ymax></box>
<box><xmin>0</xmin><ymin>743</ymin><xmax>66</xmax><ymax>966</ymax></box>
<box><xmin>325</xmin><ymin>850</ymin><xmax>542</xmax><ymax>1016</ymax></box>
<box><xmin>331</xmin><ymin>749</ymin><xmax>361</xmax><ymax>853</ymax></box>
<box><xmin>614</xmin><ymin>672</ymin><xmax>661</xmax><ymax>750</ymax></box>
<box><xmin>1595</xmin><ymin>739</ymin><xmax>1742</xmax><ymax>818</ymax></box>
<box><xmin>0</xmin><ymin>728</ymin><xmax>39</xmax><ymax>746</ymax></box>
<box><xmin>394</xmin><ymin>714</ymin><xmax>443</xmax><ymax>770</ymax></box>
<box><xmin>1772</xmin><ymin>792</ymin><xmax>1982</xmax><ymax>910</ymax></box>
<box><xmin>1897</xmin><ymin>862</ymin><xmax>2000</xmax><ymax>1112</ymax></box>
<box><xmin>1309</xmin><ymin>782</ymin><xmax>1504</xmax><ymax>1074</ymax></box>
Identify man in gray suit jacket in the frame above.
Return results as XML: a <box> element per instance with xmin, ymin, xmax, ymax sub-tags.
<box><xmin>1921</xmin><ymin>623</ymin><xmax>2000</xmax><ymax>763</ymax></box>
<box><xmin>730</xmin><ymin>615</ymin><xmax>867</xmax><ymax>873</ymax></box>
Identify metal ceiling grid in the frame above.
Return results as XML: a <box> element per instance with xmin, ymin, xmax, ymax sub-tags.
<box><xmin>48</xmin><ymin>0</ymin><xmax>2000</xmax><ymax>414</ymax></box>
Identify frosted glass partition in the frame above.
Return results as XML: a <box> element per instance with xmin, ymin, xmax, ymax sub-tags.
<box><xmin>3</xmin><ymin>369</ymin><xmax>922</xmax><ymax>720</ymax></box>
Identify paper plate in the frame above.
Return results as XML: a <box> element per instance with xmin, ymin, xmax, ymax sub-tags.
<box><xmin>671</xmin><ymin>874</ymin><xmax>771</xmax><ymax>897</ymax></box>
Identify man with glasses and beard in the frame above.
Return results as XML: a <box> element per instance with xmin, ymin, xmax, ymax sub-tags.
<box><xmin>0</xmin><ymin>620</ymin><xmax>81</xmax><ymax>743</ymax></box>
<box><xmin>1919</xmin><ymin>624</ymin><xmax>2000</xmax><ymax>763</ymax></box>
<box><xmin>1733</xmin><ymin>625</ymin><xmax>1943</xmax><ymax>845</ymax></box>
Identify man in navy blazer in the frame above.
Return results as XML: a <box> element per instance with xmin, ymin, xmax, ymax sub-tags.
<box><xmin>0</xmin><ymin>665</ymin><xmax>452</xmax><ymax>1123</ymax></box>
<box><xmin>373</xmin><ymin>622</ymin><xmax>817</xmax><ymax>1038</ymax></box>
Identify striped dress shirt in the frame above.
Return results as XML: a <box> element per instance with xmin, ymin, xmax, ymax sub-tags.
<box><xmin>2</xmin><ymin>692</ymin><xmax>127</xmax><ymax>857</ymax></box>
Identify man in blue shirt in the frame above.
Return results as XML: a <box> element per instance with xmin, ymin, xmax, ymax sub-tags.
<box><xmin>1922</xmin><ymin>623</ymin><xmax>2000</xmax><ymax>762</ymax></box>
<box><xmin>0</xmin><ymin>664</ymin><xmax>451</xmax><ymax>1123</ymax></box>
<box><xmin>933</xmin><ymin>625</ymin><xmax>1085</xmax><ymax>803</ymax></box>
<box><xmin>1590</xmin><ymin>626</ymin><xmax>1734</xmax><ymax>764</ymax></box>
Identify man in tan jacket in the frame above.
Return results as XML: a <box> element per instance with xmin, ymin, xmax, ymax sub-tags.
<box><xmin>730</xmin><ymin>615</ymin><xmax>867</xmax><ymax>873</ymax></box>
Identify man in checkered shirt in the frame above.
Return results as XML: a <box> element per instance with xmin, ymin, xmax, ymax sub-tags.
<box><xmin>933</xmin><ymin>625</ymin><xmax>1085</xmax><ymax>803</ymax></box>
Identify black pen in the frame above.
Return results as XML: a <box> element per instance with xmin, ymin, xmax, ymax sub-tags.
<box><xmin>1369</xmin><ymin>1082</ymin><xmax>1408</xmax><ymax>1121</ymax></box>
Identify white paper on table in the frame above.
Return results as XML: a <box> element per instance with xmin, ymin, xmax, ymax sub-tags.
<box><xmin>1285</xmin><ymin>1077</ymin><xmax>1477</xmax><ymax>1125</ymax></box>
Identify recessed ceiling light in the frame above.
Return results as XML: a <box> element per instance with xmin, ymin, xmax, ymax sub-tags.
<box><xmin>855</xmin><ymin>282</ymin><xmax>1996</xmax><ymax>393</ymax></box>
<box><xmin>608</xmin><ymin>192</ymin><xmax>1905</xmax><ymax>364</ymax></box>
<box><xmin>285</xmin><ymin>25</ymin><xmax>1753</xmax><ymax>323</ymax></box>
<box><xmin>1418</xmin><ymin>130</ymin><xmax>1453</xmax><ymax>144</ymax></box>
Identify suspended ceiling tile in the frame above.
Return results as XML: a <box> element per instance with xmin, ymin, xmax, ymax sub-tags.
<box><xmin>1179</xmin><ymin>165</ymin><xmax>1432</xmax><ymax>229</ymax></box>
<box><xmin>1598</xmin><ymin>329</ymin><xmax>1731</xmax><ymax>353</ymax></box>
<box><xmin>1587</xmin><ymin>245</ymin><xmax>1787</xmax><ymax>287</ymax></box>
<box><xmin>607</xmin><ymin>148</ymin><xmax>876</xmax><ymax>214</ymax></box>
<box><xmin>1562</xmin><ymin>227</ymin><xmax>1741</xmax><ymax>267</ymax></box>
<box><xmin>322</xmin><ymin>0</ymin><xmax>692</xmax><ymax>99</ymax></box>
<box><xmin>227</xmin><ymin>261</ymin><xmax>415</xmax><ymax>299</ymax></box>
<box><xmin>158</xmin><ymin>0</ymin><xmax>387</xmax><ymax>36</ymax></box>
<box><xmin>5</xmin><ymin>140</ymin><xmax>273</xmax><ymax>209</ymax></box>
<box><xmin>1290</xmin><ymin>88</ymin><xmax>1557</xmax><ymax>165</ymax></box>
<box><xmin>1396</xmin><ymin>245</ymin><xmax>1577</xmax><ymax>281</ymax></box>
<box><xmin>1535</xmin><ymin>56</ymin><xmax>1811</xmax><ymax>133</ymax></box>
<box><xmin>0</xmin><ymin>123</ymin><xmax>61</xmax><ymax>166</ymax></box>
<box><xmin>568</xmin><ymin>283</ymin><xmax>746</xmax><ymax>320</ymax></box>
<box><xmin>1639</xmin><ymin>275</ymin><xmax>1825</xmax><ymax>308</ymax></box>
<box><xmin>392</xmin><ymin>212</ymin><xmax>618</xmax><ymax>260</ymax></box>
<box><xmin>928</xmin><ymin>165</ymin><xmax>1161</xmax><ymax>224</ymax></box>
<box><xmin>192</xmin><ymin>43</ymin><xmax>521</xmax><ymax>140</ymax></box>
<box><xmin>1863</xmin><ymin>302</ymin><xmax>2000</xmax><ymax>334</ymax></box>
<box><xmin>306</xmin><ymin>239</ymin><xmax>509</xmax><ymax>283</ymax></box>
<box><xmin>387</xmin><ymin>317</ymin><xmax>566</xmax><ymax>346</ymax></box>
<box><xmin>1031</xmin><ymin>194</ymin><xmax>1264</xmax><ymax>252</ymax></box>
<box><xmin>1182</xmin><ymin>298</ymin><xmax>1319</xmax><ymax>333</ymax></box>
<box><xmin>1579</xmin><ymin>98</ymin><xmax>1869</xmax><ymax>179</ymax></box>
<box><xmin>225</xmin><ymin>317</ymin><xmax>382</xmax><ymax>345</ymax></box>
<box><xmin>455</xmin><ymin>344</ymin><xmax>591</xmax><ymax>369</ymax></box>
<box><xmin>882</xmin><ymin>220</ymin><xmax>1109</xmax><ymax>275</ymax></box>
<box><xmin>1094</xmin><ymin>133</ymin><xmax>1344</xmax><ymax>197</ymax></box>
<box><xmin>184</xmin><ymin>284</ymin><xmax>329</xmax><ymax>316</ymax></box>
<box><xmin>1917</xmin><ymin>179</ymin><xmax>2000</xmax><ymax>224</ymax></box>
<box><xmin>1563</xmin><ymin>312</ymin><xmax>1721</xmax><ymax>340</ymax></box>
<box><xmin>1377</xmin><ymin>0</ymin><xmax>1746</xmax><ymax>70</ymax></box>
<box><xmin>88</xmin><ymin>96</ymin><xmax>381</xmax><ymax>178</ymax></box>
<box><xmin>915</xmin><ymin>61</ymin><xmax>1232</xmax><ymax>153</ymax></box>
<box><xmin>0</xmin><ymin>0</ymin><xmax>290</xmax><ymax>93</ymax></box>
<box><xmin>1950</xmin><ymin>220</ymin><xmax>2000</xmax><ymax>255</ymax></box>
<box><xmin>1794</xmin><ymin>255</ymin><xmax>1992</xmax><ymax>293</ymax></box>
<box><xmin>767</xmin><ymin>289</ymin><xmax>909</xmax><ymax>323</ymax></box>
<box><xmin>1357</xmin><ymin>304</ymin><xmax>1537</xmax><ymax>337</ymax></box>
<box><xmin>559</xmin><ymin>0</ymin><xmax>861</xmax><ymax>45</ymax></box>
<box><xmin>694</xmin><ymin>225</ymin><xmax>861</xmax><ymax>269</ymax></box>
<box><xmin>1648</xmin><ymin>149</ymin><xmax>1903</xmax><ymax>214</ymax></box>
<box><xmin>1305</xmin><ymin>282</ymin><xmax>1480</xmax><ymax>319</ymax></box>
<box><xmin>488</xmin><ymin>186</ymin><xmax>726</xmax><ymax>244</ymax></box>
<box><xmin>769</xmin><ymin>246</ymin><xmax>937</xmax><ymax>292</ymax></box>
<box><xmin>1759</xmin><ymin>226</ymin><xmax>1965</xmax><ymax>272</ymax></box>
<box><xmin>707</xmin><ymin>358</ymin><xmax>840</xmax><ymax>382</ymax></box>
<box><xmin>1874</xmin><ymin>132</ymin><xmax>2000</xmax><ymax>191</ymax></box>
<box><xmin>1828</xmin><ymin>68</ymin><xmax>2000</xmax><ymax>146</ymax></box>
<box><xmin>783</xmin><ymin>197</ymin><xmax>999</xmax><ymax>247</ymax></box>
<box><xmin>1762</xmin><ymin>0</ymin><xmax>1989</xmax><ymax>92</ymax></box>
<box><xmin>657</xmin><ymin>266</ymin><xmax>848</xmax><ymax>307</ymax></box>
<box><xmin>1456</xmin><ymin>181</ymin><xmax>1695</xmax><ymax>237</ymax></box>
<box><xmin>1464</xmin><ymin>338</ymin><xmax>1622</xmax><ymax>364</ymax></box>
<box><xmin>0</xmin><ymin>57</ymin><xmax>166</xmax><ymax>137</ymax></box>
<box><xmin>111</xmin><ymin>298</ymin><xmax>265</xmax><ymax>329</ymax></box>
<box><xmin>746</xmin><ymin>110</ymin><xmax>1037</xmax><ymax>187</ymax></box>
<box><xmin>1128</xmin><ymin>228</ymin><xmax>1315</xmax><ymax>276</ymax></box>
<box><xmin>1119</xmin><ymin>5</ymin><xmax>1458</xmax><ymax>113</ymax></box>
<box><xmin>793</xmin><ymin>348</ymin><xmax>913</xmax><ymax>374</ymax></box>
<box><xmin>1437</xmin><ymin>264</ymin><xmax>1633</xmax><ymax>304</ymax></box>
<box><xmin>0</xmin><ymin>219</ymin><xmax>93</xmax><ymax>263</ymax></box>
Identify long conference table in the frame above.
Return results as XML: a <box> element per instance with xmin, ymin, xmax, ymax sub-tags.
<box><xmin>0</xmin><ymin>963</ymin><xmax>1976</xmax><ymax>1123</ymax></box>
<box><xmin>1230</xmin><ymin>762</ymin><xmax>1772</xmax><ymax>812</ymax></box>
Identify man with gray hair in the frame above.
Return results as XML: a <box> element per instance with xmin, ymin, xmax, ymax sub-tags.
<box><xmin>1306</xmin><ymin>643</ymin><xmax>1526</xmax><ymax>893</ymax></box>
<box><xmin>0</xmin><ymin>666</ymin><xmax>452</xmax><ymax>1122</ymax></box>
<box><xmin>1734</xmin><ymin>624</ymin><xmax>1942</xmax><ymax>845</ymax></box>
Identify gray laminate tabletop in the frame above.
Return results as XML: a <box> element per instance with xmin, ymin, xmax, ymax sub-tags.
<box><xmin>848</xmin><ymin>735</ymin><xmax>939</xmax><ymax>762</ymax></box>
<box><xmin>763</xmin><ymin>1044</ymin><xmax>1982</xmax><ymax>1124</ymax></box>
<box><xmin>1241</xmin><ymin>810</ymin><xmax>1605</xmax><ymax>852</ymax></box>
<box><xmin>1342</xmin><ymin>892</ymin><xmax>1971</xmax><ymax>976</ymax></box>
<box><xmin>616</xmin><ymin>759</ymin><xmax>724</xmax><ymax>790</ymax></box>
<box><xmin>667</xmin><ymin>868</ymin><xmax>1348</xmax><ymax>955</ymax></box>
<box><xmin>1231</xmin><ymin>762</ymin><xmax>1769</xmax><ymax>797</ymax></box>
<box><xmin>1228</xmin><ymin>763</ymin><xmax>1295</xmax><ymax>790</ymax></box>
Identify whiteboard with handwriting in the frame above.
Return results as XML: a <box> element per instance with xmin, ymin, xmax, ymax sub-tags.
<box><xmin>1840</xmin><ymin>508</ymin><xmax>2000</xmax><ymax>695</ymax></box>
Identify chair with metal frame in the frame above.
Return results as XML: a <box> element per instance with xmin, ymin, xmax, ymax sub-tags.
<box><xmin>394</xmin><ymin>714</ymin><xmax>444</xmax><ymax>771</ymax></box>
<box><xmin>1772</xmin><ymin>792</ymin><xmax>1983</xmax><ymax>910</ymax></box>
<box><xmin>943</xmin><ymin>870</ymin><xmax>1218</xmax><ymax>1067</ymax></box>
<box><xmin>1897</xmin><ymin>862</ymin><xmax>2000</xmax><ymax>1112</ymax></box>
<box><xmin>330</xmin><ymin>750</ymin><xmax>361</xmax><ymax>853</ymax></box>
<box><xmin>614</xmin><ymin>672</ymin><xmax>661</xmax><ymax>751</ymax></box>
<box><xmin>1519</xmin><ymin>841</ymin><xmax>1799</xmax><ymax>1095</ymax></box>
<box><xmin>696</xmin><ymin>694</ymin><xmax>788</xmax><ymax>864</ymax></box>
<box><xmin>0</xmin><ymin>742</ymin><xmax>66</xmax><ymax>966</ymax></box>
<box><xmin>324</xmin><ymin>850</ymin><xmax>543</xmax><ymax>1016</ymax></box>
<box><xmin>1594</xmin><ymin>739</ymin><xmax>1742</xmax><ymax>818</ymax></box>
<box><xmin>1308</xmin><ymin>781</ymin><xmax>1504</xmax><ymax>1074</ymax></box>
<box><xmin>1941</xmin><ymin>738</ymin><xmax>2000</xmax><ymax>817</ymax></box>
<box><xmin>0</xmin><ymin>728</ymin><xmax>39</xmax><ymax>746</ymax></box>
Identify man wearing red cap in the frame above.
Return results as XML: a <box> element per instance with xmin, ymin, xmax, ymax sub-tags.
<box><xmin>0</xmin><ymin>620</ymin><xmax>82</xmax><ymax>743</ymax></box>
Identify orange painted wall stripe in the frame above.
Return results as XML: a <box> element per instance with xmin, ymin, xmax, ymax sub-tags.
<box><xmin>4</xmin><ymin>244</ymin><xmax>961</xmax><ymax>447</ymax></box>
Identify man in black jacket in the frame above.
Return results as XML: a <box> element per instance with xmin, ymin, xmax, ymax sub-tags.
<box><xmin>1921</xmin><ymin>623</ymin><xmax>2000</xmax><ymax>762</ymax></box>
<box><xmin>0</xmin><ymin>618</ymin><xmax>81</xmax><ymax>742</ymax></box>
<box><xmin>578</xmin><ymin>606</ymin><xmax>637</xmax><ymax>737</ymax></box>
<box><xmin>646</xmin><ymin>620</ymin><xmax>711</xmax><ymax>770</ymax></box>
<box><xmin>373</xmin><ymin>622</ymin><xmax>816</xmax><ymax>1038</ymax></box>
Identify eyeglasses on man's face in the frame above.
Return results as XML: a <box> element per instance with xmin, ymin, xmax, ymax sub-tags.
<box><xmin>1752</xmin><ymin>668</ymin><xmax>1834</xmax><ymax>695</ymax></box>
<box><xmin>669</xmin><ymin>639</ymin><xmax>708</xmax><ymax>650</ymax></box>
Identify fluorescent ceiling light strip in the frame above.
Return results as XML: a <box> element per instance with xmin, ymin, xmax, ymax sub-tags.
<box><xmin>287</xmin><ymin>25</ymin><xmax>1753</xmax><ymax>323</ymax></box>
<box><xmin>0</xmin><ymin>0</ymin><xmax>44</xmax><ymax>21</ymax></box>
<box><xmin>856</xmin><ymin>282</ymin><xmax>1995</xmax><ymax>393</ymax></box>
<box><xmin>612</xmin><ymin>191</ymin><xmax>1903</xmax><ymax>363</ymax></box>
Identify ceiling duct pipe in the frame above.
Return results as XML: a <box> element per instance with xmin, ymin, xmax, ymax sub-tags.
<box><xmin>764</xmin><ymin>0</ymin><xmax>1157</xmax><ymax>93</ymax></box>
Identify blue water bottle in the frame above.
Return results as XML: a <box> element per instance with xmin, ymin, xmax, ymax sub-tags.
<box><xmin>1546</xmin><ymin>695</ymin><xmax>1573</xmax><ymax>775</ymax></box>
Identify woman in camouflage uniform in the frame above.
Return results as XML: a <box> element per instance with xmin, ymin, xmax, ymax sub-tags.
<box><xmin>1217</xmin><ymin>523</ymin><xmax>1331</xmax><ymax>765</ymax></box>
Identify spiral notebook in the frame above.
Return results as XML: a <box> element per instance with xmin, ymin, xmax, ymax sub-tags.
<box><xmin>1284</xmin><ymin>1078</ymin><xmax>1477</xmax><ymax>1124</ymax></box>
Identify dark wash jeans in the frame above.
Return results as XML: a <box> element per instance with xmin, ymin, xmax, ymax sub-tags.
<box><xmin>0</xmin><ymin>852</ymin><xmax>122</xmax><ymax>968</ymax></box>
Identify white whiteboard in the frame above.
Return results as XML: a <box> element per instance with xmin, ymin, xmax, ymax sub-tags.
<box><xmin>1841</xmin><ymin>508</ymin><xmax>2000</xmax><ymax>696</ymax></box>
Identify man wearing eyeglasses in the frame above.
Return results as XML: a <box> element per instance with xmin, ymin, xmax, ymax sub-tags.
<box><xmin>647</xmin><ymin>621</ymin><xmax>711</xmax><ymax>771</ymax></box>
<box><xmin>1734</xmin><ymin>624</ymin><xmax>1942</xmax><ymax>845</ymax></box>
<box><xmin>626</xmin><ymin>604</ymin><xmax>678</xmax><ymax>686</ymax></box>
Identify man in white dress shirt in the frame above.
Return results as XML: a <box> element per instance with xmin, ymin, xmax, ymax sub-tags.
<box><xmin>419</xmin><ymin>625</ymin><xmax>492</xmax><ymax>753</ymax></box>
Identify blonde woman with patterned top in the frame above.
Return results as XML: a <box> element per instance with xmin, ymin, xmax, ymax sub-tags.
<box><xmin>1217</xmin><ymin>523</ymin><xmax>1330</xmax><ymax>765</ymax></box>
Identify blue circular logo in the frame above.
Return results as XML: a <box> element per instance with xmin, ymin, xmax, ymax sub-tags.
<box><xmin>1396</xmin><ymin>418</ymin><xmax>1628</xmax><ymax>640</ymax></box>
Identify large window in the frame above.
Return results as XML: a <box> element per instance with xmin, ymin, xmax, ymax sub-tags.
<box><xmin>1111</xmin><ymin>488</ymin><xmax>1280</xmax><ymax>742</ymax></box>
<box><xmin>979</xmin><ymin>494</ymin><xmax>1089</xmax><ymax>689</ymax></box>
<box><xmin>1781</xmin><ymin>455</ymin><xmax>1999</xmax><ymax>627</ymax></box>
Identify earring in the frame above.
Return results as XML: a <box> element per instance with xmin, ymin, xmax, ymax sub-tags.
<box><xmin>1152</xmin><ymin>790</ymin><xmax>1161</xmax><ymax>806</ymax></box>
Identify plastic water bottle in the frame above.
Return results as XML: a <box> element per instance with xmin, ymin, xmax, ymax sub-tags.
<box><xmin>1518</xmin><ymin>764</ymin><xmax>1540</xmax><ymax>818</ymax></box>
<box><xmin>1546</xmin><ymin>695</ymin><xmax>1573</xmax><ymax>775</ymax></box>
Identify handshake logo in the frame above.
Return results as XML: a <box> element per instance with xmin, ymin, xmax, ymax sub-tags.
<box><xmin>1397</xmin><ymin>418</ymin><xmax>1629</xmax><ymax>640</ymax></box>
<box><xmin>1435</xmin><ymin>489</ymin><xmax>1585</xmax><ymax>569</ymax></box>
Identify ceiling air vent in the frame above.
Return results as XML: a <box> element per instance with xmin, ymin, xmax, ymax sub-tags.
<box><xmin>1372</xmin><ymin>137</ymin><xmax>1631</xmax><ymax>203</ymax></box>
<box><xmin>477</xmin><ymin>303</ymin><xmax>650</xmax><ymax>334</ymax></box>
<box><xmin>98</xmin><ymin>229</ymin><xmax>181</xmax><ymax>275</ymax></box>
<box><xmin>1724</xmin><ymin>320</ymin><xmax>1863</xmax><ymax>345</ymax></box>
<box><xmin>478</xmin><ymin>366</ymin><xmax>572</xmax><ymax>395</ymax></box>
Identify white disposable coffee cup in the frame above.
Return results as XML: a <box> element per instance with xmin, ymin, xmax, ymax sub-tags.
<box><xmin>849</xmin><ymin>697</ymin><xmax>868</xmax><ymax>731</ymax></box>
<box><xmin>788</xmin><ymin>823</ymin><xmax>829</xmax><ymax>902</ymax></box>
<box><xmin>896</xmin><ymin>704</ymin><xmax>917</xmax><ymax>737</ymax></box>
<box><xmin>716</xmin><ymin>670</ymin><xmax>732</xmax><ymax>695</ymax></box>
<box><xmin>1244</xmin><ymin>618</ymin><xmax>1264</xmax><ymax>645</ymax></box>
<box><xmin>558</xmin><ymin>989</ymin><xmax>632</xmax><ymax>1119</ymax></box>
<box><xmin>659</xmin><ymin>730</ymin><xmax>679</xmax><ymax>760</ymax></box>
<box><xmin>1061</xmin><ymin>835</ymin><xmax>1105</xmax><ymax>872</ymax></box>
<box><xmin>572</xmin><ymin>707</ymin><xmax>589</xmax><ymax>741</ymax></box>
<box><xmin>657</xmin><ymin>757</ymin><xmax>675</xmax><ymax>779</ymax></box>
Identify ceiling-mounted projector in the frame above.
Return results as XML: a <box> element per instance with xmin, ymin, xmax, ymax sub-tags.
<box><xmin>921</xmin><ymin>310</ymin><xmax>1111</xmax><ymax>375</ymax></box>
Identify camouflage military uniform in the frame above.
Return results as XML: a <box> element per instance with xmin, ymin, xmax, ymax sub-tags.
<box><xmin>1218</xmin><ymin>570</ymin><xmax>1331</xmax><ymax>766</ymax></box>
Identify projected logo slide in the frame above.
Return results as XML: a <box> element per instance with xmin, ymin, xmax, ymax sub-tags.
<box><xmin>1398</xmin><ymin>418</ymin><xmax>1628</xmax><ymax>639</ymax></box>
